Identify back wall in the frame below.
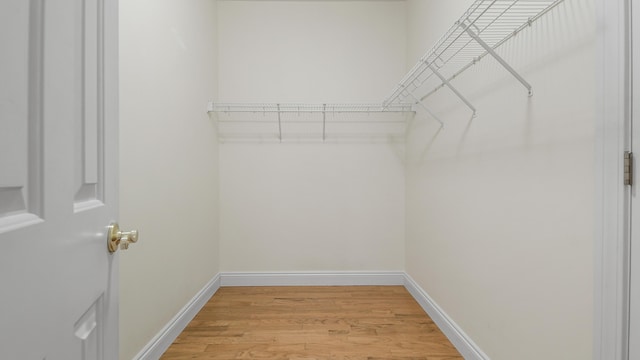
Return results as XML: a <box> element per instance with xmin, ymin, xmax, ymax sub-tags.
<box><xmin>217</xmin><ymin>0</ymin><xmax>407</xmax><ymax>272</ymax></box>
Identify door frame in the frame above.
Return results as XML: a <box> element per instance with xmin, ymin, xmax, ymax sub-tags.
<box><xmin>596</xmin><ymin>0</ymin><xmax>632</xmax><ymax>359</ymax></box>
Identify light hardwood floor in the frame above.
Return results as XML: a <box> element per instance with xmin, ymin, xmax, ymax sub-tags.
<box><xmin>161</xmin><ymin>286</ymin><xmax>463</xmax><ymax>360</ymax></box>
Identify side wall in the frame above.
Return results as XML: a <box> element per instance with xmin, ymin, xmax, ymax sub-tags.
<box><xmin>217</xmin><ymin>0</ymin><xmax>406</xmax><ymax>272</ymax></box>
<box><xmin>404</xmin><ymin>1</ymin><xmax>596</xmax><ymax>359</ymax></box>
<box><xmin>119</xmin><ymin>1</ymin><xmax>220</xmax><ymax>359</ymax></box>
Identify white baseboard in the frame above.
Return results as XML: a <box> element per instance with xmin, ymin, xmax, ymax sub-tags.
<box><xmin>403</xmin><ymin>274</ymin><xmax>489</xmax><ymax>360</ymax></box>
<box><xmin>220</xmin><ymin>271</ymin><xmax>405</xmax><ymax>286</ymax></box>
<box><xmin>133</xmin><ymin>273</ymin><xmax>221</xmax><ymax>360</ymax></box>
<box><xmin>132</xmin><ymin>271</ymin><xmax>487</xmax><ymax>360</ymax></box>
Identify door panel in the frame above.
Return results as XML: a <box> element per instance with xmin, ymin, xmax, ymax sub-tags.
<box><xmin>0</xmin><ymin>0</ymin><xmax>119</xmax><ymax>359</ymax></box>
<box><xmin>0</xmin><ymin>0</ymin><xmax>44</xmax><ymax>231</ymax></box>
<box><xmin>75</xmin><ymin>0</ymin><xmax>105</xmax><ymax>209</ymax></box>
<box><xmin>73</xmin><ymin>295</ymin><xmax>104</xmax><ymax>360</ymax></box>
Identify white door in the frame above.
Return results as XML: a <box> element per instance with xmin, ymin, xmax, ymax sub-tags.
<box><xmin>0</xmin><ymin>0</ymin><xmax>121</xmax><ymax>359</ymax></box>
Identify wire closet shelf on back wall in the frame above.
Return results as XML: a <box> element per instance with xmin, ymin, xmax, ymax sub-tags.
<box><xmin>208</xmin><ymin>0</ymin><xmax>564</xmax><ymax>143</ymax></box>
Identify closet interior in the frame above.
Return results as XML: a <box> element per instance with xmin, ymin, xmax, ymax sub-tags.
<box><xmin>119</xmin><ymin>0</ymin><xmax>596</xmax><ymax>358</ymax></box>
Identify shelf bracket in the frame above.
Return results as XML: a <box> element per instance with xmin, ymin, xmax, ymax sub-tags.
<box><xmin>402</xmin><ymin>87</ymin><xmax>444</xmax><ymax>127</ymax></box>
<box><xmin>277</xmin><ymin>103</ymin><xmax>282</xmax><ymax>142</ymax></box>
<box><xmin>459</xmin><ymin>21</ymin><xmax>533</xmax><ymax>96</ymax></box>
<box><xmin>427</xmin><ymin>63</ymin><xmax>477</xmax><ymax>116</ymax></box>
<box><xmin>322</xmin><ymin>104</ymin><xmax>326</xmax><ymax>142</ymax></box>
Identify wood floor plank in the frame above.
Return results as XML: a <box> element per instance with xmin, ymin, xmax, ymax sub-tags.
<box><xmin>161</xmin><ymin>286</ymin><xmax>463</xmax><ymax>360</ymax></box>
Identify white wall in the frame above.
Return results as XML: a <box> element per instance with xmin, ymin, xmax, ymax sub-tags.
<box><xmin>217</xmin><ymin>0</ymin><xmax>406</xmax><ymax>103</ymax></box>
<box><xmin>404</xmin><ymin>1</ymin><xmax>596</xmax><ymax>359</ymax></box>
<box><xmin>218</xmin><ymin>0</ymin><xmax>406</xmax><ymax>272</ymax></box>
<box><xmin>220</xmin><ymin>143</ymin><xmax>405</xmax><ymax>271</ymax></box>
<box><xmin>119</xmin><ymin>1</ymin><xmax>219</xmax><ymax>359</ymax></box>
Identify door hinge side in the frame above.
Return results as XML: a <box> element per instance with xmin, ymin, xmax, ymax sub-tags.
<box><xmin>625</xmin><ymin>151</ymin><xmax>633</xmax><ymax>186</ymax></box>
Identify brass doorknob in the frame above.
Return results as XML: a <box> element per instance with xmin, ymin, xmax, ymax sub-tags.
<box><xmin>107</xmin><ymin>223</ymin><xmax>139</xmax><ymax>253</ymax></box>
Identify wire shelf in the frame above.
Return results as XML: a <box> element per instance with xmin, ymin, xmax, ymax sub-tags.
<box><xmin>210</xmin><ymin>104</ymin><xmax>412</xmax><ymax>143</ymax></box>
<box><xmin>383</xmin><ymin>0</ymin><xmax>564</xmax><ymax>113</ymax></box>
<box><xmin>208</xmin><ymin>103</ymin><xmax>414</xmax><ymax>114</ymax></box>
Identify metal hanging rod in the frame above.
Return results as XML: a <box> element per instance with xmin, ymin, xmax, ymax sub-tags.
<box><xmin>208</xmin><ymin>102</ymin><xmax>415</xmax><ymax>114</ymax></box>
<box><xmin>383</xmin><ymin>0</ymin><xmax>565</xmax><ymax>114</ymax></box>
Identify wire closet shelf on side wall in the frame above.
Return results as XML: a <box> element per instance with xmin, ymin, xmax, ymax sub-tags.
<box><xmin>208</xmin><ymin>0</ymin><xmax>564</xmax><ymax>142</ymax></box>
<box><xmin>383</xmin><ymin>0</ymin><xmax>563</xmax><ymax>119</ymax></box>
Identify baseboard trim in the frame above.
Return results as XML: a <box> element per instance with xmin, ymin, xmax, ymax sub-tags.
<box><xmin>133</xmin><ymin>273</ymin><xmax>221</xmax><ymax>360</ymax></box>
<box><xmin>220</xmin><ymin>271</ymin><xmax>405</xmax><ymax>286</ymax></box>
<box><xmin>132</xmin><ymin>271</ymin><xmax>487</xmax><ymax>360</ymax></box>
<box><xmin>403</xmin><ymin>274</ymin><xmax>489</xmax><ymax>360</ymax></box>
